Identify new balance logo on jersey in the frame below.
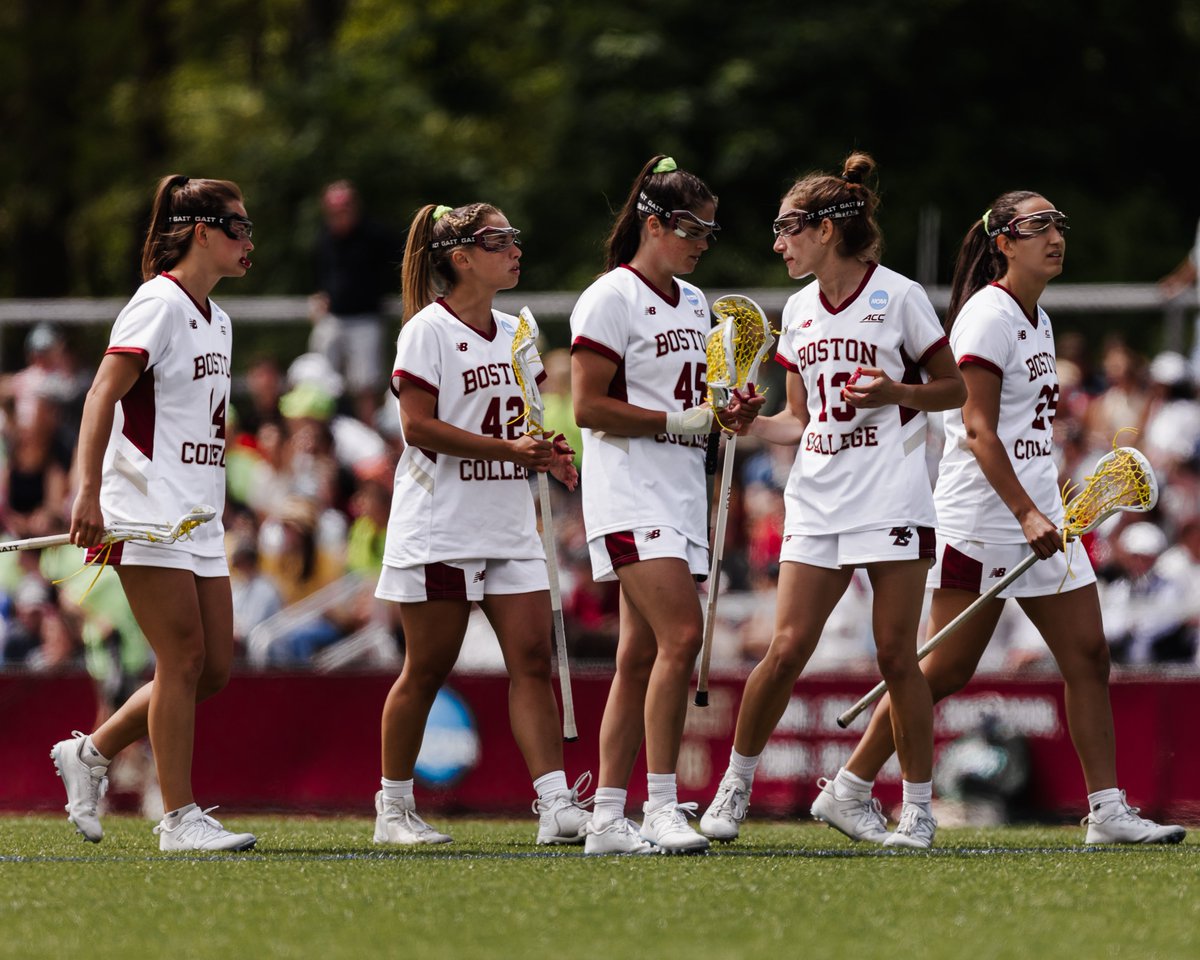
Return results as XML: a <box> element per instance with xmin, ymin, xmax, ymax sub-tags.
<box><xmin>890</xmin><ymin>526</ymin><xmax>913</xmax><ymax>546</ymax></box>
<box><xmin>473</xmin><ymin>571</ymin><xmax>486</xmax><ymax>583</ymax></box>
<box><xmin>645</xmin><ymin>306</ymin><xmax>657</xmax><ymax>315</ymax></box>
<box><xmin>860</xmin><ymin>313</ymin><xmax>886</xmax><ymax>323</ymax></box>
<box><xmin>457</xmin><ymin>342</ymin><xmax>469</xmax><ymax>352</ymax></box>
<box><xmin>220</xmin><ymin>324</ymin><xmax>227</xmax><ymax>334</ymax></box>
<box><xmin>190</xmin><ymin>319</ymin><xmax>198</xmax><ymax>329</ymax></box>
<box><xmin>990</xmin><ymin>567</ymin><xmax>1007</xmax><ymax>578</ymax></box>
<box><xmin>644</xmin><ymin>529</ymin><xmax>661</xmax><ymax>541</ymax></box>
<box><xmin>1018</xmin><ymin>330</ymin><xmax>1027</xmax><ymax>340</ymax></box>
<box><xmin>801</xmin><ymin>319</ymin><xmax>813</xmax><ymax>328</ymax></box>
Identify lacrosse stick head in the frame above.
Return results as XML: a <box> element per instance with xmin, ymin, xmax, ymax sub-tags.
<box><xmin>170</xmin><ymin>504</ymin><xmax>218</xmax><ymax>541</ymax></box>
<box><xmin>510</xmin><ymin>307</ymin><xmax>545</xmax><ymax>433</ymax></box>
<box><xmin>1062</xmin><ymin>446</ymin><xmax>1157</xmax><ymax>538</ymax></box>
<box><xmin>705</xmin><ymin>318</ymin><xmax>734</xmax><ymax>410</ymax></box>
<box><xmin>709</xmin><ymin>294</ymin><xmax>775</xmax><ymax>409</ymax></box>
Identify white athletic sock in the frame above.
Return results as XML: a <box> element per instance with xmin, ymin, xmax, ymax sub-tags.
<box><xmin>833</xmin><ymin>766</ymin><xmax>873</xmax><ymax>801</ymax></box>
<box><xmin>533</xmin><ymin>770</ymin><xmax>569</xmax><ymax>804</ymax></box>
<box><xmin>81</xmin><ymin>734</ymin><xmax>111</xmax><ymax>768</ymax></box>
<box><xmin>646</xmin><ymin>773</ymin><xmax>678</xmax><ymax>812</ymax></box>
<box><xmin>592</xmin><ymin>787</ymin><xmax>627</xmax><ymax>825</ymax></box>
<box><xmin>902</xmin><ymin>780</ymin><xmax>933</xmax><ymax>808</ymax></box>
<box><xmin>381</xmin><ymin>777</ymin><xmax>414</xmax><ymax>803</ymax></box>
<box><xmin>1087</xmin><ymin>787</ymin><xmax>1122</xmax><ymax>812</ymax></box>
<box><xmin>163</xmin><ymin>802</ymin><xmax>198</xmax><ymax>824</ymax></box>
<box><xmin>728</xmin><ymin>749</ymin><xmax>760</xmax><ymax>787</ymax></box>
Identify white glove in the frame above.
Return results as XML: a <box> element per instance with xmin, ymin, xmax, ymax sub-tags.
<box><xmin>664</xmin><ymin>407</ymin><xmax>714</xmax><ymax>436</ymax></box>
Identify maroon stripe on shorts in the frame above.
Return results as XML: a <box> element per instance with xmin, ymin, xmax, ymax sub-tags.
<box><xmin>918</xmin><ymin>526</ymin><xmax>936</xmax><ymax>560</ymax></box>
<box><xmin>604</xmin><ymin>531</ymin><xmax>640</xmax><ymax>570</ymax></box>
<box><xmin>424</xmin><ymin>562</ymin><xmax>467</xmax><ymax>601</ymax></box>
<box><xmin>939</xmin><ymin>543</ymin><xmax>982</xmax><ymax>593</ymax></box>
<box><xmin>85</xmin><ymin>541</ymin><xmax>123</xmax><ymax>566</ymax></box>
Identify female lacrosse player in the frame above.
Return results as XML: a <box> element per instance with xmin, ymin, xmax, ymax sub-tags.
<box><xmin>700</xmin><ymin>152</ymin><xmax>965</xmax><ymax>849</ymax></box>
<box><xmin>808</xmin><ymin>191</ymin><xmax>1185</xmax><ymax>845</ymax></box>
<box><xmin>571</xmin><ymin>156</ymin><xmax>763</xmax><ymax>855</ymax></box>
<box><xmin>374</xmin><ymin>203</ymin><xmax>591</xmax><ymax>846</ymax></box>
<box><xmin>50</xmin><ymin>175</ymin><xmax>257</xmax><ymax>851</ymax></box>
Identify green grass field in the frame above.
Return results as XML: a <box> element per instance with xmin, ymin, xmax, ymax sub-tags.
<box><xmin>2</xmin><ymin>815</ymin><xmax>1197</xmax><ymax>960</ymax></box>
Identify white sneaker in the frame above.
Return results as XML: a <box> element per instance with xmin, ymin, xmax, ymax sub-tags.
<box><xmin>1083</xmin><ymin>792</ymin><xmax>1187</xmax><ymax>845</ymax></box>
<box><xmin>810</xmin><ymin>777</ymin><xmax>889</xmax><ymax>844</ymax></box>
<box><xmin>583</xmin><ymin>816</ymin><xmax>656</xmax><ymax>855</ymax></box>
<box><xmin>640</xmin><ymin>802</ymin><xmax>710</xmax><ymax>854</ymax></box>
<box><xmin>50</xmin><ymin>731</ymin><xmax>108</xmax><ymax>843</ymax></box>
<box><xmin>534</xmin><ymin>772</ymin><xmax>594</xmax><ymax>845</ymax></box>
<box><xmin>153</xmin><ymin>806</ymin><xmax>257</xmax><ymax>851</ymax></box>
<box><xmin>373</xmin><ymin>791</ymin><xmax>452</xmax><ymax>845</ymax></box>
<box><xmin>700</xmin><ymin>773</ymin><xmax>750</xmax><ymax>841</ymax></box>
<box><xmin>883</xmin><ymin>803</ymin><xmax>937</xmax><ymax>849</ymax></box>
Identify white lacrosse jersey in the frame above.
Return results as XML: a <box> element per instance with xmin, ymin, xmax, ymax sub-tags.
<box><xmin>570</xmin><ymin>265</ymin><xmax>711</xmax><ymax>546</ymax></box>
<box><xmin>775</xmin><ymin>263</ymin><xmax>948</xmax><ymax>536</ymax></box>
<box><xmin>935</xmin><ymin>283</ymin><xmax>1063</xmax><ymax>543</ymax></box>
<box><xmin>382</xmin><ymin>299</ymin><xmax>546</xmax><ymax>567</ymax></box>
<box><xmin>99</xmin><ymin>273</ymin><xmax>231</xmax><ymax>559</ymax></box>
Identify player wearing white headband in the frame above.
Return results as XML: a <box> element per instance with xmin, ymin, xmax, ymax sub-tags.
<box><xmin>50</xmin><ymin>175</ymin><xmax>257</xmax><ymax>851</ymax></box>
<box><xmin>814</xmin><ymin>191</ymin><xmax>1185</xmax><ymax>846</ymax></box>
<box><xmin>701</xmin><ymin>152</ymin><xmax>965</xmax><ymax>849</ymax></box>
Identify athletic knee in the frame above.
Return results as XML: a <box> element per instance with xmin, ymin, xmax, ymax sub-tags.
<box><xmin>761</xmin><ymin>632</ymin><xmax>814</xmax><ymax>680</ymax></box>
<box><xmin>195</xmin><ymin>661</ymin><xmax>231</xmax><ymax>701</ymax></box>
<box><xmin>874</xmin><ymin>644</ymin><xmax>920</xmax><ymax>684</ymax></box>
<box><xmin>156</xmin><ymin>638</ymin><xmax>208</xmax><ymax>688</ymax></box>
<box><xmin>928</xmin><ymin>666</ymin><xmax>973</xmax><ymax>701</ymax></box>
<box><xmin>615</xmin><ymin>642</ymin><xmax>657</xmax><ymax>681</ymax></box>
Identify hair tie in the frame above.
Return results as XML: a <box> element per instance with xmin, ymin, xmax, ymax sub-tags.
<box><xmin>433</xmin><ymin>205</ymin><xmax>453</xmax><ymax>222</ymax></box>
<box><xmin>652</xmin><ymin>157</ymin><xmax>678</xmax><ymax>174</ymax></box>
<box><xmin>981</xmin><ymin>209</ymin><xmax>992</xmax><ymax>233</ymax></box>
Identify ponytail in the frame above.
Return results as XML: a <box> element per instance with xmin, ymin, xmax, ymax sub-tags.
<box><xmin>140</xmin><ymin>174</ymin><xmax>243</xmax><ymax>281</ymax></box>
<box><xmin>945</xmin><ymin>190</ymin><xmax>1040</xmax><ymax>330</ymax></box>
<box><xmin>602</xmin><ymin>154</ymin><xmax>716</xmax><ymax>274</ymax></box>
<box><xmin>399</xmin><ymin>202</ymin><xmax>502</xmax><ymax>322</ymax></box>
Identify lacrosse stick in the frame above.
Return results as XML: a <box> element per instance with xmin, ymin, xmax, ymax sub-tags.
<box><xmin>510</xmin><ymin>307</ymin><xmax>578</xmax><ymax>741</ymax></box>
<box><xmin>695</xmin><ymin>295</ymin><xmax>775</xmax><ymax>707</ymax></box>
<box><xmin>837</xmin><ymin>445</ymin><xmax>1158</xmax><ymax>727</ymax></box>
<box><xmin>0</xmin><ymin>504</ymin><xmax>218</xmax><ymax>554</ymax></box>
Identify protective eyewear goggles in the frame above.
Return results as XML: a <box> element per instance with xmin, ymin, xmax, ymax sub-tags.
<box><xmin>169</xmin><ymin>213</ymin><xmax>254</xmax><ymax>241</ymax></box>
<box><xmin>771</xmin><ymin>199</ymin><xmax>866</xmax><ymax>237</ymax></box>
<box><xmin>637</xmin><ymin>192</ymin><xmax>721</xmax><ymax>241</ymax></box>
<box><xmin>429</xmin><ymin>226</ymin><xmax>522</xmax><ymax>253</ymax></box>
<box><xmin>985</xmin><ymin>209</ymin><xmax>1069</xmax><ymax>239</ymax></box>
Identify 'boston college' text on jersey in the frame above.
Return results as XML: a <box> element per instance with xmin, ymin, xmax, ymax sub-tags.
<box><xmin>936</xmin><ymin>283</ymin><xmax>1063</xmax><ymax>543</ymax></box>
<box><xmin>570</xmin><ymin>265</ymin><xmax>711</xmax><ymax>548</ymax></box>
<box><xmin>100</xmin><ymin>273</ymin><xmax>231</xmax><ymax>559</ymax></box>
<box><xmin>775</xmin><ymin>263</ymin><xmax>948</xmax><ymax>536</ymax></box>
<box><xmin>383</xmin><ymin>299</ymin><xmax>546</xmax><ymax>567</ymax></box>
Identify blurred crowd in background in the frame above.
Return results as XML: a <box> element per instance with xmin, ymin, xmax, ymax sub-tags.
<box><xmin>5</xmin><ymin>317</ymin><xmax>1199</xmax><ymax>688</ymax></box>
<box><xmin>3</xmin><ymin>188</ymin><xmax>1199</xmax><ymax>691</ymax></box>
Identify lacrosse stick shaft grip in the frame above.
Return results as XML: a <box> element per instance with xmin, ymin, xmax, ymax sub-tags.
<box><xmin>696</xmin><ymin>434</ymin><xmax>738</xmax><ymax>706</ymax></box>
<box><xmin>835</xmin><ymin>550</ymin><xmax>1040</xmax><ymax>728</ymax></box>
<box><xmin>538</xmin><ymin>473</ymin><xmax>578</xmax><ymax>741</ymax></box>
<box><xmin>0</xmin><ymin>533</ymin><xmax>72</xmax><ymax>553</ymax></box>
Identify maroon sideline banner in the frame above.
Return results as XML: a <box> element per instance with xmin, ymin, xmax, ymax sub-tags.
<box><xmin>3</xmin><ymin>671</ymin><xmax>1198</xmax><ymax>820</ymax></box>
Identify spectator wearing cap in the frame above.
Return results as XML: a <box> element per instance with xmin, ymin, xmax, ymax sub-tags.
<box><xmin>1100</xmin><ymin>521</ymin><xmax>1196</xmax><ymax>665</ymax></box>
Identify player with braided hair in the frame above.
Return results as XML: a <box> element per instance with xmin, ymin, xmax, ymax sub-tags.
<box><xmin>813</xmin><ymin>190</ymin><xmax>1186</xmax><ymax>846</ymax></box>
<box><xmin>373</xmin><ymin>202</ymin><xmax>591</xmax><ymax>847</ymax></box>
<box><xmin>700</xmin><ymin>152</ymin><xmax>965</xmax><ymax>849</ymax></box>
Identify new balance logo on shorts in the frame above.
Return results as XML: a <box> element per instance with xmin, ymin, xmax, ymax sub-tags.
<box><xmin>644</xmin><ymin>529</ymin><xmax>661</xmax><ymax>541</ymax></box>
<box><xmin>890</xmin><ymin>526</ymin><xmax>913</xmax><ymax>546</ymax></box>
<box><xmin>473</xmin><ymin>571</ymin><xmax>486</xmax><ymax>583</ymax></box>
<box><xmin>990</xmin><ymin>567</ymin><xmax>1007</xmax><ymax>578</ymax></box>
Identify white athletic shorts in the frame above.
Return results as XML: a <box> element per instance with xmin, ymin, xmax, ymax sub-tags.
<box><xmin>780</xmin><ymin>525</ymin><xmax>936</xmax><ymax>570</ymax></box>
<box><xmin>588</xmin><ymin>526</ymin><xmax>709</xmax><ymax>583</ymax></box>
<box><xmin>86</xmin><ymin>541</ymin><xmax>229</xmax><ymax>577</ymax></box>
<box><xmin>375</xmin><ymin>558</ymin><xmax>548</xmax><ymax>603</ymax></box>
<box><xmin>927</xmin><ymin>534</ymin><xmax>1097</xmax><ymax>598</ymax></box>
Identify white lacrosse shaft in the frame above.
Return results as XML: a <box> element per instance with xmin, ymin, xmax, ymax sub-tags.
<box><xmin>0</xmin><ymin>533</ymin><xmax>75</xmax><ymax>554</ymax></box>
<box><xmin>695</xmin><ymin>432</ymin><xmax>737</xmax><ymax>707</ymax></box>
<box><xmin>835</xmin><ymin>551</ymin><xmax>1039</xmax><ymax>728</ymax></box>
<box><xmin>537</xmin><ymin>470</ymin><xmax>578</xmax><ymax>741</ymax></box>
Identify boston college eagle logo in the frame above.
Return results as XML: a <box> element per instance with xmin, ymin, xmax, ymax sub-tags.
<box><xmin>890</xmin><ymin>526</ymin><xmax>913</xmax><ymax>546</ymax></box>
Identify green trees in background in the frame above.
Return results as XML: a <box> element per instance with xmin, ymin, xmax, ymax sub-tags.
<box><xmin>2</xmin><ymin>0</ymin><xmax>1199</xmax><ymax>298</ymax></box>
